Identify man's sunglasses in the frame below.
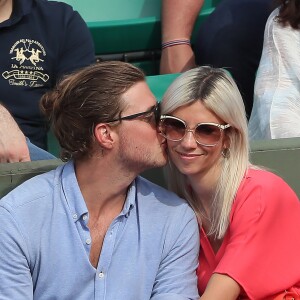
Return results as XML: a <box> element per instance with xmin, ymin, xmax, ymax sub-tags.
<box><xmin>107</xmin><ymin>103</ymin><xmax>161</xmax><ymax>125</ymax></box>
<box><xmin>159</xmin><ymin>115</ymin><xmax>230</xmax><ymax>147</ymax></box>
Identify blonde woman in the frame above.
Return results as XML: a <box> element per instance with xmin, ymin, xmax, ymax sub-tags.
<box><xmin>159</xmin><ymin>66</ymin><xmax>300</xmax><ymax>299</ymax></box>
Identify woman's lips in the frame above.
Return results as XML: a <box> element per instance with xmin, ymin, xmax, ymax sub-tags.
<box><xmin>176</xmin><ymin>151</ymin><xmax>203</xmax><ymax>159</ymax></box>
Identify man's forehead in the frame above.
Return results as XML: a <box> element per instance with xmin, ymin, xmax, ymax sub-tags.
<box><xmin>121</xmin><ymin>81</ymin><xmax>156</xmax><ymax>110</ymax></box>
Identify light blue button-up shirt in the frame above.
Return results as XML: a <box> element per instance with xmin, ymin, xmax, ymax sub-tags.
<box><xmin>0</xmin><ymin>162</ymin><xmax>199</xmax><ymax>300</ymax></box>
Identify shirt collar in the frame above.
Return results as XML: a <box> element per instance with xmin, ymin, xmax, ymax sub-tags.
<box><xmin>61</xmin><ymin>161</ymin><xmax>136</xmax><ymax>222</ymax></box>
<box><xmin>121</xmin><ymin>180</ymin><xmax>136</xmax><ymax>217</ymax></box>
<box><xmin>61</xmin><ymin>161</ymin><xmax>88</xmax><ymax>222</ymax></box>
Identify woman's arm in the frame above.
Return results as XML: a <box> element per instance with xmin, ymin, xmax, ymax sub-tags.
<box><xmin>200</xmin><ymin>273</ymin><xmax>241</xmax><ymax>300</ymax></box>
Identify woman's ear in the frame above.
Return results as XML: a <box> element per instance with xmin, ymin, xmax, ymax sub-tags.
<box><xmin>94</xmin><ymin>123</ymin><xmax>114</xmax><ymax>149</ymax></box>
<box><xmin>223</xmin><ymin>129</ymin><xmax>231</xmax><ymax>149</ymax></box>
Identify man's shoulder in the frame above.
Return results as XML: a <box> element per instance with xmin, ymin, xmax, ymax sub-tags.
<box><xmin>135</xmin><ymin>176</ymin><xmax>193</xmax><ymax>213</ymax></box>
<box><xmin>0</xmin><ymin>164</ymin><xmax>63</xmax><ymax>213</ymax></box>
<box><xmin>137</xmin><ymin>176</ymin><xmax>184</xmax><ymax>200</ymax></box>
<box><xmin>135</xmin><ymin>176</ymin><xmax>198</xmax><ymax>239</ymax></box>
<box><xmin>35</xmin><ymin>0</ymin><xmax>74</xmax><ymax>13</ymax></box>
<box><xmin>32</xmin><ymin>0</ymin><xmax>81</xmax><ymax>24</ymax></box>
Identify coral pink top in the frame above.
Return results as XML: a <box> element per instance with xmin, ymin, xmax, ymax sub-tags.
<box><xmin>197</xmin><ymin>169</ymin><xmax>300</xmax><ymax>299</ymax></box>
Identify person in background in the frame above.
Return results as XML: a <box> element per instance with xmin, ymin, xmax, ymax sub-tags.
<box><xmin>160</xmin><ymin>0</ymin><xmax>273</xmax><ymax>118</ymax></box>
<box><xmin>0</xmin><ymin>61</ymin><xmax>199</xmax><ymax>299</ymax></box>
<box><xmin>249</xmin><ymin>0</ymin><xmax>300</xmax><ymax>140</ymax></box>
<box><xmin>0</xmin><ymin>104</ymin><xmax>55</xmax><ymax>162</ymax></box>
<box><xmin>159</xmin><ymin>66</ymin><xmax>300</xmax><ymax>299</ymax></box>
<box><xmin>0</xmin><ymin>104</ymin><xmax>30</xmax><ymax>162</ymax></box>
<box><xmin>0</xmin><ymin>0</ymin><xmax>95</xmax><ymax>161</ymax></box>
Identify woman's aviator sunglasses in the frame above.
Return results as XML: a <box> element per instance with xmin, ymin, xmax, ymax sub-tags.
<box><xmin>159</xmin><ymin>115</ymin><xmax>230</xmax><ymax>147</ymax></box>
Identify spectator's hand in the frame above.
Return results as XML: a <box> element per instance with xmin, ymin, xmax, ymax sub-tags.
<box><xmin>160</xmin><ymin>44</ymin><xmax>196</xmax><ymax>74</ymax></box>
<box><xmin>0</xmin><ymin>107</ymin><xmax>30</xmax><ymax>163</ymax></box>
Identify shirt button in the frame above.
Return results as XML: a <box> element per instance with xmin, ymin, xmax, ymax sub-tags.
<box><xmin>99</xmin><ymin>272</ymin><xmax>104</xmax><ymax>278</ymax></box>
<box><xmin>83</xmin><ymin>214</ymin><xmax>88</xmax><ymax>221</ymax></box>
<box><xmin>72</xmin><ymin>213</ymin><xmax>77</xmax><ymax>219</ymax></box>
<box><xmin>86</xmin><ymin>238</ymin><xmax>91</xmax><ymax>245</ymax></box>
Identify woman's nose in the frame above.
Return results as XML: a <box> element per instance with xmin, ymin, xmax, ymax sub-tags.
<box><xmin>180</xmin><ymin>129</ymin><xmax>198</xmax><ymax>148</ymax></box>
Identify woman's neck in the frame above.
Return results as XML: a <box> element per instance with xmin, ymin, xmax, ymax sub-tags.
<box><xmin>188</xmin><ymin>164</ymin><xmax>220</xmax><ymax>206</ymax></box>
<box><xmin>187</xmin><ymin>163</ymin><xmax>222</xmax><ymax>232</ymax></box>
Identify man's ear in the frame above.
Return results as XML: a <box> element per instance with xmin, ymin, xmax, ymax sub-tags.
<box><xmin>94</xmin><ymin>123</ymin><xmax>114</xmax><ymax>149</ymax></box>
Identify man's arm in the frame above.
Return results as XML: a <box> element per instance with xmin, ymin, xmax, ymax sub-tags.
<box><xmin>151</xmin><ymin>207</ymin><xmax>200</xmax><ymax>299</ymax></box>
<box><xmin>0</xmin><ymin>104</ymin><xmax>30</xmax><ymax>163</ymax></box>
<box><xmin>160</xmin><ymin>0</ymin><xmax>204</xmax><ymax>74</ymax></box>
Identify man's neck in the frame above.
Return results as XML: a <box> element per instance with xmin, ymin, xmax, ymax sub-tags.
<box><xmin>75</xmin><ymin>157</ymin><xmax>136</xmax><ymax>218</ymax></box>
<box><xmin>0</xmin><ymin>0</ymin><xmax>13</xmax><ymax>23</ymax></box>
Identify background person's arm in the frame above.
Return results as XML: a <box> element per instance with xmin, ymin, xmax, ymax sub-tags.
<box><xmin>160</xmin><ymin>0</ymin><xmax>204</xmax><ymax>74</ymax></box>
<box><xmin>0</xmin><ymin>104</ymin><xmax>30</xmax><ymax>163</ymax></box>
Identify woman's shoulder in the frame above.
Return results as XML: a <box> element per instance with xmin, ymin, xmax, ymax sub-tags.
<box><xmin>231</xmin><ymin>168</ymin><xmax>299</xmax><ymax>220</ymax></box>
<box><xmin>265</xmin><ymin>7</ymin><xmax>280</xmax><ymax>27</ymax></box>
<box><xmin>239</xmin><ymin>167</ymin><xmax>297</xmax><ymax>199</ymax></box>
<box><xmin>245</xmin><ymin>167</ymin><xmax>282</xmax><ymax>182</ymax></box>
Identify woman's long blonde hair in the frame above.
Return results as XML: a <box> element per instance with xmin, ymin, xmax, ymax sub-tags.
<box><xmin>160</xmin><ymin>66</ymin><xmax>250</xmax><ymax>239</ymax></box>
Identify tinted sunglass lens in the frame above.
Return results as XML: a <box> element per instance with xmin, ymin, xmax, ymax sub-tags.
<box><xmin>195</xmin><ymin>124</ymin><xmax>221</xmax><ymax>145</ymax></box>
<box><xmin>162</xmin><ymin>118</ymin><xmax>186</xmax><ymax>140</ymax></box>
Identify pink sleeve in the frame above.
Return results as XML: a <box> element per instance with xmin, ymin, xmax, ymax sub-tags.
<box><xmin>214</xmin><ymin>171</ymin><xmax>300</xmax><ymax>299</ymax></box>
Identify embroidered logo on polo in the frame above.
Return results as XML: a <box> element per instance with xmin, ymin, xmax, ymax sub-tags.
<box><xmin>2</xmin><ymin>39</ymin><xmax>49</xmax><ymax>87</ymax></box>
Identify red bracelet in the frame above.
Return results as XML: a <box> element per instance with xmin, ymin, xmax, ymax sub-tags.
<box><xmin>161</xmin><ymin>39</ymin><xmax>191</xmax><ymax>49</ymax></box>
